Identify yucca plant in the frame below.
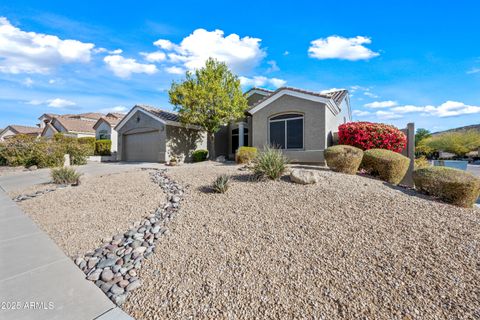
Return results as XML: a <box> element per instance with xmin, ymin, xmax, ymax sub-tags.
<box><xmin>212</xmin><ymin>174</ymin><xmax>230</xmax><ymax>193</ymax></box>
<box><xmin>51</xmin><ymin>167</ymin><xmax>82</xmax><ymax>185</ymax></box>
<box><xmin>252</xmin><ymin>146</ymin><xmax>289</xmax><ymax>180</ymax></box>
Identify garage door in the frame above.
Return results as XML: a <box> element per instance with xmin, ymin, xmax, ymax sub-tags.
<box><xmin>124</xmin><ymin>130</ymin><xmax>161</xmax><ymax>162</ymax></box>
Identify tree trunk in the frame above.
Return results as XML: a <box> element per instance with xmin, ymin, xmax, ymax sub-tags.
<box><xmin>207</xmin><ymin>132</ymin><xmax>216</xmax><ymax>160</ymax></box>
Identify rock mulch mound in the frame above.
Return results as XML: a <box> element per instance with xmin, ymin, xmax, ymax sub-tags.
<box><xmin>74</xmin><ymin>169</ymin><xmax>183</xmax><ymax>306</ymax></box>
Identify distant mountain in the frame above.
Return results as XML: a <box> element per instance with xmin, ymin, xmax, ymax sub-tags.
<box><xmin>432</xmin><ymin>124</ymin><xmax>480</xmax><ymax>135</ymax></box>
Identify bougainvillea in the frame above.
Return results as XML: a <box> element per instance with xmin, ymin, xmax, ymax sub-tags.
<box><xmin>338</xmin><ymin>122</ymin><xmax>407</xmax><ymax>153</ymax></box>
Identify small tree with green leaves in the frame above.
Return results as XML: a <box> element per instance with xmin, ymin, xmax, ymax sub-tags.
<box><xmin>419</xmin><ymin>130</ymin><xmax>480</xmax><ymax>157</ymax></box>
<box><xmin>415</xmin><ymin>128</ymin><xmax>431</xmax><ymax>146</ymax></box>
<box><xmin>169</xmin><ymin>58</ymin><xmax>248</xmax><ymax>159</ymax></box>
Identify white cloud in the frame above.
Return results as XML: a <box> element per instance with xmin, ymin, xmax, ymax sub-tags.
<box><xmin>364</xmin><ymin>91</ymin><xmax>379</xmax><ymax>98</ymax></box>
<box><xmin>376</xmin><ymin>110</ymin><xmax>403</xmax><ymax>120</ymax></box>
<box><xmin>47</xmin><ymin>98</ymin><xmax>76</xmax><ymax>108</ymax></box>
<box><xmin>308</xmin><ymin>36</ymin><xmax>379</xmax><ymax>61</ymax></box>
<box><xmin>392</xmin><ymin>101</ymin><xmax>480</xmax><ymax>117</ymax></box>
<box><xmin>283</xmin><ymin>51</ymin><xmax>289</xmax><ymax>56</ymax></box>
<box><xmin>48</xmin><ymin>79</ymin><xmax>56</xmax><ymax>84</ymax></box>
<box><xmin>27</xmin><ymin>98</ymin><xmax>76</xmax><ymax>108</ymax></box>
<box><xmin>22</xmin><ymin>77</ymin><xmax>34</xmax><ymax>87</ymax></box>
<box><xmin>100</xmin><ymin>105</ymin><xmax>128</xmax><ymax>113</ymax></box>
<box><xmin>266</xmin><ymin>60</ymin><xmax>279</xmax><ymax>73</ymax></box>
<box><xmin>239</xmin><ymin>76</ymin><xmax>286</xmax><ymax>88</ymax></box>
<box><xmin>467</xmin><ymin>68</ymin><xmax>480</xmax><ymax>74</ymax></box>
<box><xmin>165</xmin><ymin>66</ymin><xmax>185</xmax><ymax>75</ymax></box>
<box><xmin>352</xmin><ymin>110</ymin><xmax>371</xmax><ymax>116</ymax></box>
<box><xmin>109</xmin><ymin>49</ymin><xmax>122</xmax><ymax>55</ymax></box>
<box><xmin>150</xmin><ymin>29</ymin><xmax>266</xmax><ymax>73</ymax></box>
<box><xmin>0</xmin><ymin>17</ymin><xmax>94</xmax><ymax>74</ymax></box>
<box><xmin>364</xmin><ymin>100</ymin><xmax>398</xmax><ymax>108</ymax></box>
<box><xmin>104</xmin><ymin>54</ymin><xmax>158</xmax><ymax>78</ymax></box>
<box><xmin>141</xmin><ymin>51</ymin><xmax>166</xmax><ymax>63</ymax></box>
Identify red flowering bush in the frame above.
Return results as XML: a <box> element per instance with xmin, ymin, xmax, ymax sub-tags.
<box><xmin>338</xmin><ymin>122</ymin><xmax>406</xmax><ymax>153</ymax></box>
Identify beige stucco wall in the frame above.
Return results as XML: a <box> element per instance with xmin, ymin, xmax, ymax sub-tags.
<box><xmin>166</xmin><ymin>126</ymin><xmax>207</xmax><ymax>162</ymax></box>
<box><xmin>95</xmin><ymin>121</ymin><xmax>118</xmax><ymax>153</ymax></box>
<box><xmin>42</xmin><ymin>126</ymin><xmax>56</xmax><ymax>139</ymax></box>
<box><xmin>117</xmin><ymin>109</ymin><xmax>167</xmax><ymax>162</ymax></box>
<box><xmin>0</xmin><ymin>128</ymin><xmax>15</xmax><ymax>141</ymax></box>
<box><xmin>251</xmin><ymin>95</ymin><xmax>327</xmax><ymax>163</ymax></box>
<box><xmin>325</xmin><ymin>98</ymin><xmax>350</xmax><ymax>146</ymax></box>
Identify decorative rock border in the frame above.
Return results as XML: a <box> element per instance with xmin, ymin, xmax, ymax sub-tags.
<box><xmin>74</xmin><ymin>168</ymin><xmax>184</xmax><ymax>306</ymax></box>
<box><xmin>13</xmin><ymin>185</ymin><xmax>68</xmax><ymax>202</ymax></box>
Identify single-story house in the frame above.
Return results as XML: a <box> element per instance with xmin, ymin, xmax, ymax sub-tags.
<box><xmin>115</xmin><ymin>105</ymin><xmax>206</xmax><ymax>162</ymax></box>
<box><xmin>39</xmin><ymin>112</ymin><xmax>105</xmax><ymax>138</ymax></box>
<box><xmin>216</xmin><ymin>86</ymin><xmax>351</xmax><ymax>162</ymax></box>
<box><xmin>93</xmin><ymin>113</ymin><xmax>125</xmax><ymax>153</ymax></box>
<box><xmin>117</xmin><ymin>86</ymin><xmax>351</xmax><ymax>163</ymax></box>
<box><xmin>0</xmin><ymin>125</ymin><xmax>42</xmax><ymax>141</ymax></box>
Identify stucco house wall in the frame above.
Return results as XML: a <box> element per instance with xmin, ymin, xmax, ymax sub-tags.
<box><xmin>95</xmin><ymin>121</ymin><xmax>119</xmax><ymax>153</ymax></box>
<box><xmin>166</xmin><ymin>126</ymin><xmax>207</xmax><ymax>162</ymax></box>
<box><xmin>251</xmin><ymin>95</ymin><xmax>327</xmax><ymax>163</ymax></box>
<box><xmin>324</xmin><ymin>97</ymin><xmax>350</xmax><ymax>146</ymax></box>
<box><xmin>116</xmin><ymin>109</ymin><xmax>167</xmax><ymax>162</ymax></box>
<box><xmin>0</xmin><ymin>128</ymin><xmax>15</xmax><ymax>141</ymax></box>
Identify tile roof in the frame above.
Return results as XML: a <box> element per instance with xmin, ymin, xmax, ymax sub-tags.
<box><xmin>53</xmin><ymin>117</ymin><xmax>96</xmax><ymax>133</ymax></box>
<box><xmin>9</xmin><ymin>125</ymin><xmax>42</xmax><ymax>134</ymax></box>
<box><xmin>244</xmin><ymin>87</ymin><xmax>274</xmax><ymax>96</ymax></box>
<box><xmin>95</xmin><ymin>116</ymin><xmax>123</xmax><ymax>128</ymax></box>
<box><xmin>68</xmin><ymin>113</ymin><xmax>104</xmax><ymax>120</ymax></box>
<box><xmin>105</xmin><ymin>112</ymin><xmax>126</xmax><ymax>119</ymax></box>
<box><xmin>249</xmin><ymin>87</ymin><xmax>349</xmax><ymax>108</ymax></box>
<box><xmin>137</xmin><ymin>105</ymin><xmax>180</xmax><ymax>123</ymax></box>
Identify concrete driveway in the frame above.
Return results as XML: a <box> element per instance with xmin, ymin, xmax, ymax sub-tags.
<box><xmin>0</xmin><ymin>161</ymin><xmax>165</xmax><ymax>192</ymax></box>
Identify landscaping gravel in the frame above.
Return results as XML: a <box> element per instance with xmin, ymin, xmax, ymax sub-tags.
<box><xmin>122</xmin><ymin>161</ymin><xmax>480</xmax><ymax>320</ymax></box>
<box><xmin>17</xmin><ymin>169</ymin><xmax>166</xmax><ymax>257</ymax></box>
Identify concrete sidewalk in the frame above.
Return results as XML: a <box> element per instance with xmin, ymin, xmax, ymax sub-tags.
<box><xmin>0</xmin><ymin>186</ymin><xmax>133</xmax><ymax>320</ymax></box>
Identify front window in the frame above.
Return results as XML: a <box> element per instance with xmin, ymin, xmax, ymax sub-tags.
<box><xmin>269</xmin><ymin>113</ymin><xmax>303</xmax><ymax>149</ymax></box>
<box><xmin>98</xmin><ymin>129</ymin><xmax>110</xmax><ymax>140</ymax></box>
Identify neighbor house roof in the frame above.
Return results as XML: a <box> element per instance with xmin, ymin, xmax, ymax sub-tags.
<box><xmin>93</xmin><ymin>115</ymin><xmax>124</xmax><ymax>129</ymax></box>
<box><xmin>7</xmin><ymin>125</ymin><xmax>42</xmax><ymax>135</ymax></box>
<box><xmin>247</xmin><ymin>87</ymin><xmax>349</xmax><ymax>116</ymax></box>
<box><xmin>41</xmin><ymin>122</ymin><xmax>59</xmax><ymax>136</ymax></box>
<box><xmin>105</xmin><ymin>112</ymin><xmax>126</xmax><ymax>119</ymax></box>
<box><xmin>244</xmin><ymin>87</ymin><xmax>274</xmax><ymax>97</ymax></box>
<box><xmin>53</xmin><ymin>116</ymin><xmax>96</xmax><ymax>133</ymax></box>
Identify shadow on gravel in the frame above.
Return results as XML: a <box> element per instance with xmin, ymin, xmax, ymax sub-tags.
<box><xmin>382</xmin><ymin>182</ymin><xmax>442</xmax><ymax>204</ymax></box>
<box><xmin>289</xmin><ymin>165</ymin><xmax>330</xmax><ymax>172</ymax></box>
<box><xmin>197</xmin><ymin>185</ymin><xmax>215</xmax><ymax>194</ymax></box>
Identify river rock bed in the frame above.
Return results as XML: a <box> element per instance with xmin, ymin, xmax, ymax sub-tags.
<box><xmin>74</xmin><ymin>169</ymin><xmax>183</xmax><ymax>306</ymax></box>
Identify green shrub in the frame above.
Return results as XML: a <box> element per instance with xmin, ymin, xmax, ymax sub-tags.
<box><xmin>30</xmin><ymin>140</ymin><xmax>65</xmax><ymax>168</ymax></box>
<box><xmin>95</xmin><ymin>140</ymin><xmax>112</xmax><ymax>156</ymax></box>
<box><xmin>212</xmin><ymin>174</ymin><xmax>230</xmax><ymax>193</ymax></box>
<box><xmin>252</xmin><ymin>146</ymin><xmax>289</xmax><ymax>180</ymax></box>
<box><xmin>324</xmin><ymin>145</ymin><xmax>363</xmax><ymax>174</ymax></box>
<box><xmin>0</xmin><ymin>135</ymin><xmax>36</xmax><ymax>166</ymax></box>
<box><xmin>51</xmin><ymin>167</ymin><xmax>82</xmax><ymax>185</ymax></box>
<box><xmin>413</xmin><ymin>166</ymin><xmax>480</xmax><ymax>207</ymax></box>
<box><xmin>78</xmin><ymin>137</ymin><xmax>96</xmax><ymax>156</ymax></box>
<box><xmin>192</xmin><ymin>149</ymin><xmax>208</xmax><ymax>162</ymax></box>
<box><xmin>236</xmin><ymin>146</ymin><xmax>257</xmax><ymax>164</ymax></box>
<box><xmin>414</xmin><ymin>156</ymin><xmax>431</xmax><ymax>170</ymax></box>
<box><xmin>361</xmin><ymin>148</ymin><xmax>410</xmax><ymax>185</ymax></box>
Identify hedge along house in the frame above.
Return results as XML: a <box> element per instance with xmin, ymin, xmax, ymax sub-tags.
<box><xmin>93</xmin><ymin>113</ymin><xmax>125</xmax><ymax>154</ymax></box>
<box><xmin>115</xmin><ymin>105</ymin><xmax>207</xmax><ymax>162</ymax></box>
<box><xmin>215</xmin><ymin>87</ymin><xmax>352</xmax><ymax>163</ymax></box>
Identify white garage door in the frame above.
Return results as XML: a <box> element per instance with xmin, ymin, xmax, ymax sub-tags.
<box><xmin>124</xmin><ymin>130</ymin><xmax>161</xmax><ymax>162</ymax></box>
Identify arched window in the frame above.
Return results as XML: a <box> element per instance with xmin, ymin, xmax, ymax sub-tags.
<box><xmin>269</xmin><ymin>113</ymin><xmax>303</xmax><ymax>149</ymax></box>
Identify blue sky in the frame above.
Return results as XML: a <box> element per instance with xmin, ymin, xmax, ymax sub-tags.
<box><xmin>0</xmin><ymin>0</ymin><xmax>479</xmax><ymax>132</ymax></box>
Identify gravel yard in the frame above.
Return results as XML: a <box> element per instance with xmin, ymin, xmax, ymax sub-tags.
<box><xmin>121</xmin><ymin>162</ymin><xmax>480</xmax><ymax>320</ymax></box>
<box><xmin>17</xmin><ymin>169</ymin><xmax>166</xmax><ymax>257</ymax></box>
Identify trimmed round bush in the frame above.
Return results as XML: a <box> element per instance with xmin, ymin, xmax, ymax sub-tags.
<box><xmin>192</xmin><ymin>149</ymin><xmax>208</xmax><ymax>162</ymax></box>
<box><xmin>324</xmin><ymin>145</ymin><xmax>363</xmax><ymax>174</ymax></box>
<box><xmin>338</xmin><ymin>122</ymin><xmax>407</xmax><ymax>152</ymax></box>
<box><xmin>236</xmin><ymin>146</ymin><xmax>257</xmax><ymax>164</ymax></box>
<box><xmin>77</xmin><ymin>137</ymin><xmax>96</xmax><ymax>156</ymax></box>
<box><xmin>361</xmin><ymin>148</ymin><xmax>410</xmax><ymax>185</ymax></box>
<box><xmin>413</xmin><ymin>167</ymin><xmax>480</xmax><ymax>207</ymax></box>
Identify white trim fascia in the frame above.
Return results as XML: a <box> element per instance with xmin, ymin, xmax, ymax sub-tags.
<box><xmin>245</xmin><ymin>89</ymin><xmax>272</xmax><ymax>98</ymax></box>
<box><xmin>249</xmin><ymin>89</ymin><xmax>340</xmax><ymax>115</ymax></box>
<box><xmin>115</xmin><ymin>106</ymin><xmax>203</xmax><ymax>131</ymax></box>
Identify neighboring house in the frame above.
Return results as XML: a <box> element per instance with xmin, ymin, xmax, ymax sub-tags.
<box><xmin>40</xmin><ymin>113</ymin><xmax>104</xmax><ymax>138</ymax></box>
<box><xmin>93</xmin><ymin>113</ymin><xmax>125</xmax><ymax>153</ymax></box>
<box><xmin>0</xmin><ymin>125</ymin><xmax>42</xmax><ymax>141</ymax></box>
<box><xmin>115</xmin><ymin>105</ymin><xmax>206</xmax><ymax>162</ymax></box>
<box><xmin>217</xmin><ymin>87</ymin><xmax>351</xmax><ymax>162</ymax></box>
